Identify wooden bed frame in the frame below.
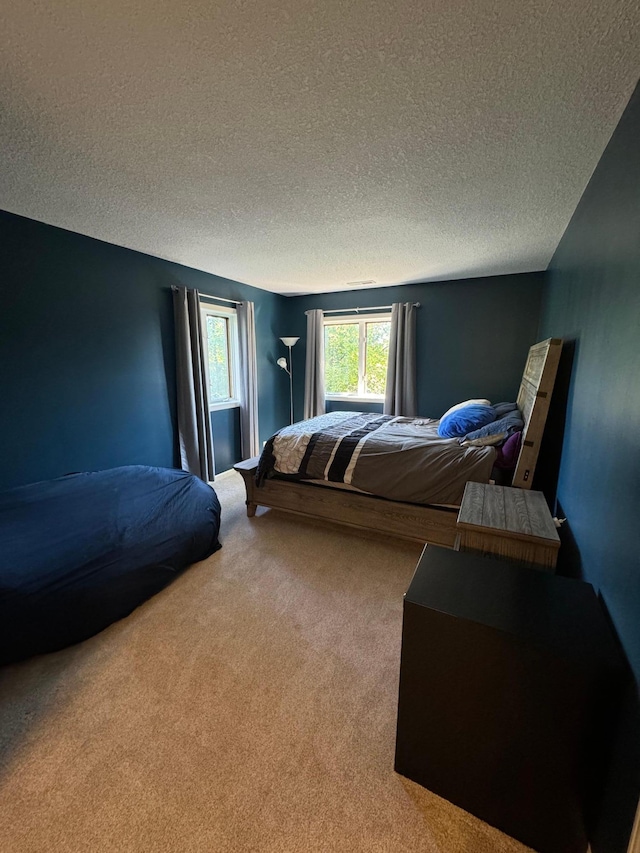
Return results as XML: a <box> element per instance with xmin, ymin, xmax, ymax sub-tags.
<box><xmin>234</xmin><ymin>338</ymin><xmax>562</xmax><ymax>546</ymax></box>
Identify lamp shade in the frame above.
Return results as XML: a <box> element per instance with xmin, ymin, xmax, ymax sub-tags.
<box><xmin>276</xmin><ymin>357</ymin><xmax>288</xmax><ymax>369</ymax></box>
<box><xmin>280</xmin><ymin>337</ymin><xmax>300</xmax><ymax>347</ymax></box>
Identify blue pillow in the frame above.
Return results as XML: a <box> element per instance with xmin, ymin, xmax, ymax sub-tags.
<box><xmin>461</xmin><ymin>409</ymin><xmax>524</xmax><ymax>443</ymax></box>
<box><xmin>438</xmin><ymin>404</ymin><xmax>496</xmax><ymax>438</ymax></box>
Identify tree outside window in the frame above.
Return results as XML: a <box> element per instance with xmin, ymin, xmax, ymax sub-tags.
<box><xmin>206</xmin><ymin>315</ymin><xmax>232</xmax><ymax>401</ymax></box>
<box><xmin>200</xmin><ymin>303</ymin><xmax>240</xmax><ymax>410</ymax></box>
<box><xmin>324</xmin><ymin>316</ymin><xmax>390</xmax><ymax>400</ymax></box>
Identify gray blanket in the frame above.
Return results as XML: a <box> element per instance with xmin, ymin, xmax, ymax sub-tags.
<box><xmin>257</xmin><ymin>411</ymin><xmax>495</xmax><ymax>507</ymax></box>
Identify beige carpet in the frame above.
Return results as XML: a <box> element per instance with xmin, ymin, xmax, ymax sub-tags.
<box><xmin>0</xmin><ymin>471</ymin><xmax>533</xmax><ymax>853</ymax></box>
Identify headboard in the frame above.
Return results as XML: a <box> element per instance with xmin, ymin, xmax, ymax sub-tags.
<box><xmin>511</xmin><ymin>338</ymin><xmax>562</xmax><ymax>490</ymax></box>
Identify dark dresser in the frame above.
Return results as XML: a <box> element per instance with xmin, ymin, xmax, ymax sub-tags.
<box><xmin>394</xmin><ymin>545</ymin><xmax>625</xmax><ymax>853</ymax></box>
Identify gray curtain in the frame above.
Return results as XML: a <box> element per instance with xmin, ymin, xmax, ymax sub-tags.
<box><xmin>304</xmin><ymin>309</ymin><xmax>325</xmax><ymax>420</ymax></box>
<box><xmin>237</xmin><ymin>301</ymin><xmax>260</xmax><ymax>459</ymax></box>
<box><xmin>173</xmin><ymin>286</ymin><xmax>215</xmax><ymax>481</ymax></box>
<box><xmin>384</xmin><ymin>302</ymin><xmax>417</xmax><ymax>416</ymax></box>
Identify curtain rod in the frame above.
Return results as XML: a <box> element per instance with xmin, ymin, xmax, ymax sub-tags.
<box><xmin>171</xmin><ymin>285</ymin><xmax>241</xmax><ymax>306</ymax></box>
<box><xmin>306</xmin><ymin>302</ymin><xmax>420</xmax><ymax>316</ymax></box>
<box><xmin>200</xmin><ymin>293</ymin><xmax>242</xmax><ymax>306</ymax></box>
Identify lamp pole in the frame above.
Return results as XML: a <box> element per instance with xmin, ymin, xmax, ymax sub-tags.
<box><xmin>287</xmin><ymin>345</ymin><xmax>294</xmax><ymax>425</ymax></box>
<box><xmin>279</xmin><ymin>337</ymin><xmax>300</xmax><ymax>425</ymax></box>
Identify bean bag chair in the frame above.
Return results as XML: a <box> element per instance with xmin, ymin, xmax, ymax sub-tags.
<box><xmin>0</xmin><ymin>466</ymin><xmax>221</xmax><ymax>665</ymax></box>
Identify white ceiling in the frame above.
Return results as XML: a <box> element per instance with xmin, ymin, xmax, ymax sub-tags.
<box><xmin>2</xmin><ymin>1</ymin><xmax>639</xmax><ymax>295</ymax></box>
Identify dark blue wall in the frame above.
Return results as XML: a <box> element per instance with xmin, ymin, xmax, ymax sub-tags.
<box><xmin>283</xmin><ymin>273</ymin><xmax>545</xmax><ymax>421</ymax></box>
<box><xmin>0</xmin><ymin>208</ymin><xmax>544</xmax><ymax>488</ymax></box>
<box><xmin>210</xmin><ymin>407</ymin><xmax>242</xmax><ymax>475</ymax></box>
<box><xmin>0</xmin><ymin>210</ymin><xmax>289</xmax><ymax>488</ymax></box>
<box><xmin>326</xmin><ymin>399</ymin><xmax>382</xmax><ymax>414</ymax></box>
<box><xmin>539</xmin><ymin>80</ymin><xmax>640</xmax><ymax>853</ymax></box>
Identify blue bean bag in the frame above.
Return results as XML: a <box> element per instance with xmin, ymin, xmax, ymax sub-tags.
<box><xmin>0</xmin><ymin>466</ymin><xmax>221</xmax><ymax>665</ymax></box>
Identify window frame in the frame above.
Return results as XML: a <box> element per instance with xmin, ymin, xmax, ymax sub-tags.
<box><xmin>200</xmin><ymin>301</ymin><xmax>241</xmax><ymax>411</ymax></box>
<box><xmin>323</xmin><ymin>313</ymin><xmax>391</xmax><ymax>403</ymax></box>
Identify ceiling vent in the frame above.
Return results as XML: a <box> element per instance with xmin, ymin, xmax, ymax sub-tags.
<box><xmin>346</xmin><ymin>280</ymin><xmax>375</xmax><ymax>286</ymax></box>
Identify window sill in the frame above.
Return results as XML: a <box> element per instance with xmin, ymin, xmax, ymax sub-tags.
<box><xmin>325</xmin><ymin>395</ymin><xmax>384</xmax><ymax>404</ymax></box>
<box><xmin>209</xmin><ymin>400</ymin><xmax>241</xmax><ymax>412</ymax></box>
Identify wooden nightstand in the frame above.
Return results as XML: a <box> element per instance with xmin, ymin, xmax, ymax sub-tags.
<box><xmin>456</xmin><ymin>481</ymin><xmax>560</xmax><ymax>572</ymax></box>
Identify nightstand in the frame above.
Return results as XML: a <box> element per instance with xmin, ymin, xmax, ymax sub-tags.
<box><xmin>456</xmin><ymin>481</ymin><xmax>560</xmax><ymax>571</ymax></box>
<box><xmin>394</xmin><ymin>545</ymin><xmax>625</xmax><ymax>853</ymax></box>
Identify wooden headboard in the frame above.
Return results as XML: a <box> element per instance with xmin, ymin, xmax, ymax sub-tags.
<box><xmin>511</xmin><ymin>338</ymin><xmax>562</xmax><ymax>490</ymax></box>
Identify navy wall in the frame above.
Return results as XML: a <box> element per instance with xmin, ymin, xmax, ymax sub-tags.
<box><xmin>283</xmin><ymin>273</ymin><xmax>545</xmax><ymax>422</ymax></box>
<box><xmin>0</xmin><ymin>209</ymin><xmax>544</xmax><ymax>488</ymax></box>
<box><xmin>539</xmin><ymin>80</ymin><xmax>640</xmax><ymax>852</ymax></box>
<box><xmin>0</xmin><ymin>210</ymin><xmax>289</xmax><ymax>488</ymax></box>
<box><xmin>326</xmin><ymin>399</ymin><xmax>382</xmax><ymax>414</ymax></box>
<box><xmin>210</xmin><ymin>407</ymin><xmax>242</xmax><ymax>475</ymax></box>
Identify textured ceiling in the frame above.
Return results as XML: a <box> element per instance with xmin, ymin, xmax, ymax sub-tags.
<box><xmin>1</xmin><ymin>1</ymin><xmax>639</xmax><ymax>295</ymax></box>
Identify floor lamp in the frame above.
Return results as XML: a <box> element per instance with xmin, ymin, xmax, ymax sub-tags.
<box><xmin>278</xmin><ymin>336</ymin><xmax>300</xmax><ymax>424</ymax></box>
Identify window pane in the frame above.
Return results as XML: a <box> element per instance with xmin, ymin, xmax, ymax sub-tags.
<box><xmin>206</xmin><ymin>315</ymin><xmax>231</xmax><ymax>401</ymax></box>
<box><xmin>364</xmin><ymin>321</ymin><xmax>390</xmax><ymax>396</ymax></box>
<box><xmin>324</xmin><ymin>323</ymin><xmax>359</xmax><ymax>395</ymax></box>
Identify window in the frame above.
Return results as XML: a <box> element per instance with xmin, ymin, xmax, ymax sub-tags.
<box><xmin>324</xmin><ymin>314</ymin><xmax>391</xmax><ymax>401</ymax></box>
<box><xmin>200</xmin><ymin>302</ymin><xmax>240</xmax><ymax>410</ymax></box>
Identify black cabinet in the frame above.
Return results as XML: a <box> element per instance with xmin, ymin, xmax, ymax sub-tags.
<box><xmin>394</xmin><ymin>545</ymin><xmax>624</xmax><ymax>853</ymax></box>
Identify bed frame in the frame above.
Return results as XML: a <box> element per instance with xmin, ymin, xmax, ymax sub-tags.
<box><xmin>234</xmin><ymin>338</ymin><xmax>562</xmax><ymax>546</ymax></box>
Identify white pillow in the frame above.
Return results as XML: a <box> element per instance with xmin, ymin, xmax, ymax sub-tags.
<box><xmin>441</xmin><ymin>398</ymin><xmax>491</xmax><ymax>420</ymax></box>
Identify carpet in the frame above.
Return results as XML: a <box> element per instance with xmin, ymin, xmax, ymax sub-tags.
<box><xmin>0</xmin><ymin>470</ymin><xmax>532</xmax><ymax>852</ymax></box>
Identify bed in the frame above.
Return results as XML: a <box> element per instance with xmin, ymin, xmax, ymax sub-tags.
<box><xmin>235</xmin><ymin>338</ymin><xmax>562</xmax><ymax>546</ymax></box>
<box><xmin>0</xmin><ymin>465</ymin><xmax>221</xmax><ymax>665</ymax></box>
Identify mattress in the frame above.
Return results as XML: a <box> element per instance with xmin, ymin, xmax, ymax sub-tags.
<box><xmin>258</xmin><ymin>411</ymin><xmax>496</xmax><ymax>507</ymax></box>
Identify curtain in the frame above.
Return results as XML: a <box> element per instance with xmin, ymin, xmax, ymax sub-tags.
<box><xmin>304</xmin><ymin>309</ymin><xmax>325</xmax><ymax>420</ymax></box>
<box><xmin>237</xmin><ymin>301</ymin><xmax>260</xmax><ymax>459</ymax></box>
<box><xmin>384</xmin><ymin>302</ymin><xmax>417</xmax><ymax>417</ymax></box>
<box><xmin>173</xmin><ymin>286</ymin><xmax>215</xmax><ymax>481</ymax></box>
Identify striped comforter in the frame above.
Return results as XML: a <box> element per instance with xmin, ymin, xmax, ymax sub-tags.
<box><xmin>256</xmin><ymin>411</ymin><xmax>496</xmax><ymax>507</ymax></box>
